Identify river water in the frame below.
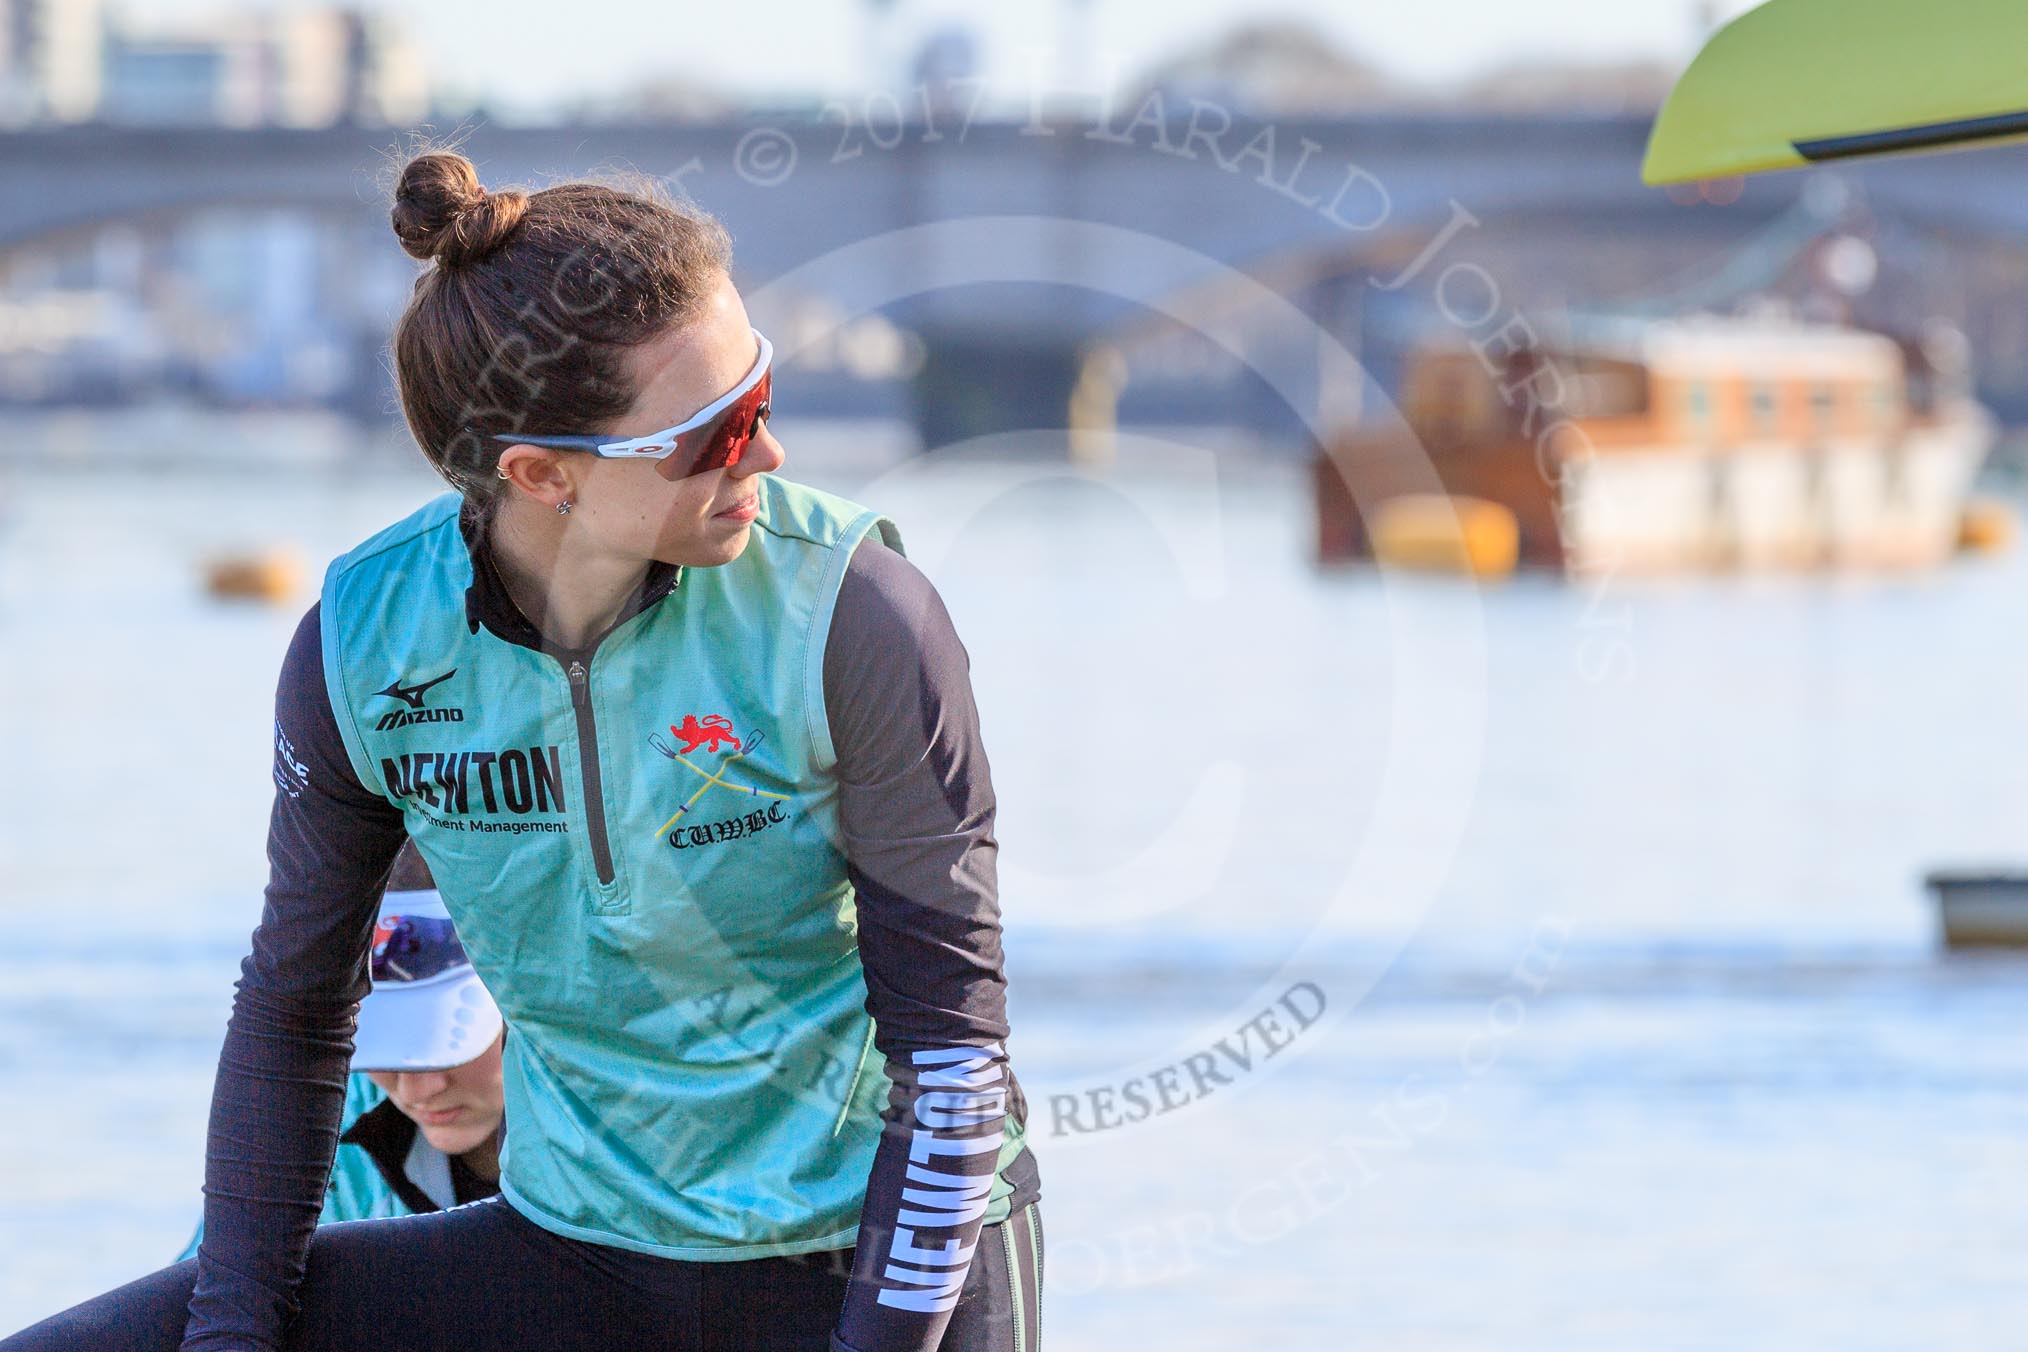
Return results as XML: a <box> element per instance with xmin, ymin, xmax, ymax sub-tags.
<box><xmin>2</xmin><ymin>417</ymin><xmax>2025</xmax><ymax>1348</ymax></box>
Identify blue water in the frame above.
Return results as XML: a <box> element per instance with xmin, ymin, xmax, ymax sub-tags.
<box><xmin>2</xmin><ymin>420</ymin><xmax>2026</xmax><ymax>1348</ymax></box>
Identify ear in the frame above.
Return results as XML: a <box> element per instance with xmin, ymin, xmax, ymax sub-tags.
<box><xmin>495</xmin><ymin>446</ymin><xmax>578</xmax><ymax>512</ymax></box>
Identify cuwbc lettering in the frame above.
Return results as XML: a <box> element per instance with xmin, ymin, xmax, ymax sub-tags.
<box><xmin>668</xmin><ymin>801</ymin><xmax>788</xmax><ymax>850</ymax></box>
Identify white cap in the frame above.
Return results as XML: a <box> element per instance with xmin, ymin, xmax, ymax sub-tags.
<box><xmin>352</xmin><ymin>887</ymin><xmax>504</xmax><ymax>1073</ymax></box>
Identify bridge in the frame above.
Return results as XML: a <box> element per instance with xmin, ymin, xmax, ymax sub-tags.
<box><xmin>6</xmin><ymin>115</ymin><xmax>2028</xmax><ymax>444</ymax></box>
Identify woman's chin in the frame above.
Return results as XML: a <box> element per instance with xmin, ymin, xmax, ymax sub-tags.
<box><xmin>660</xmin><ymin>525</ymin><xmax>753</xmax><ymax>569</ymax></box>
<box><xmin>421</xmin><ymin>1120</ymin><xmax>493</xmax><ymax>1156</ymax></box>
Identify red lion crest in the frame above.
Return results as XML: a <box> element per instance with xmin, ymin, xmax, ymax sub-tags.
<box><xmin>670</xmin><ymin>714</ymin><xmax>742</xmax><ymax>755</ymax></box>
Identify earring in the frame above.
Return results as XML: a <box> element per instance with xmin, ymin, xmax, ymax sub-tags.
<box><xmin>496</xmin><ymin>466</ymin><xmax>511</xmax><ymax>480</ymax></box>
<box><xmin>556</xmin><ymin>500</ymin><xmax>574</xmax><ymax>516</ymax></box>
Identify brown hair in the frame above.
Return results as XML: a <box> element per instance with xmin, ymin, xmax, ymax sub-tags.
<box><xmin>387</xmin><ymin>149</ymin><xmax>733</xmax><ymax>509</ymax></box>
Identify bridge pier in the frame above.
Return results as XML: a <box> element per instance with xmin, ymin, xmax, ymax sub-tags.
<box><xmin>909</xmin><ymin>331</ymin><xmax>1082</xmax><ymax>453</ymax></box>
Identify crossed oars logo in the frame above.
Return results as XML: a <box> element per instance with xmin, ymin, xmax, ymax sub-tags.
<box><xmin>650</xmin><ymin>715</ymin><xmax>791</xmax><ymax>839</ymax></box>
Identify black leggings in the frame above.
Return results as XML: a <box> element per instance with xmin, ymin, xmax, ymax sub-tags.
<box><xmin>3</xmin><ymin>1196</ymin><xmax>1044</xmax><ymax>1352</ymax></box>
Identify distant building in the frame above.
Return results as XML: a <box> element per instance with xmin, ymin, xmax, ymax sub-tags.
<box><xmin>100</xmin><ymin>6</ymin><xmax>427</xmax><ymax>127</ymax></box>
<box><xmin>558</xmin><ymin>65</ymin><xmax>733</xmax><ymax>123</ymax></box>
<box><xmin>100</xmin><ymin>35</ymin><xmax>243</xmax><ymax>127</ymax></box>
<box><xmin>1124</xmin><ymin>20</ymin><xmax>1686</xmax><ymax>118</ymax></box>
<box><xmin>1458</xmin><ymin>59</ymin><xmax>1678</xmax><ymax>114</ymax></box>
<box><xmin>0</xmin><ymin>0</ymin><xmax>103</xmax><ymax>124</ymax></box>
<box><xmin>343</xmin><ymin>11</ymin><xmax>428</xmax><ymax>126</ymax></box>
<box><xmin>1127</xmin><ymin>20</ymin><xmax>1398</xmax><ymax>116</ymax></box>
<box><xmin>910</xmin><ymin>24</ymin><xmax>980</xmax><ymax>116</ymax></box>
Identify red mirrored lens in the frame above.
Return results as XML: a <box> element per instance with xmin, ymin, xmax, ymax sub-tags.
<box><xmin>654</xmin><ymin>368</ymin><xmax>773</xmax><ymax>481</ymax></box>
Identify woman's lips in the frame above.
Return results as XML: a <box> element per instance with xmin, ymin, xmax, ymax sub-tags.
<box><xmin>415</xmin><ymin>1107</ymin><xmax>463</xmax><ymax>1126</ymax></box>
<box><xmin>714</xmin><ymin>496</ymin><xmax>759</xmax><ymax>522</ymax></box>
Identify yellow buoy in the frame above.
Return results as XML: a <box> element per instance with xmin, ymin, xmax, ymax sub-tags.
<box><xmin>1958</xmin><ymin>497</ymin><xmax>2018</xmax><ymax>557</ymax></box>
<box><xmin>1370</xmin><ymin>494</ymin><xmax>1520</xmax><ymax>579</ymax></box>
<box><xmin>204</xmin><ymin>549</ymin><xmax>303</xmax><ymax>604</ymax></box>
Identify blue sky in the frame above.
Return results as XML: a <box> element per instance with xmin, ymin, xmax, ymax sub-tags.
<box><xmin>122</xmin><ymin>0</ymin><xmax>1769</xmax><ymax>117</ymax></box>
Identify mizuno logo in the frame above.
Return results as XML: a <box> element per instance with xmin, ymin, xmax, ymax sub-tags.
<box><xmin>376</xmin><ymin>669</ymin><xmax>457</xmax><ymax>710</ymax></box>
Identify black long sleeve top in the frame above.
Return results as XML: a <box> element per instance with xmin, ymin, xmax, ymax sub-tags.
<box><xmin>181</xmin><ymin>511</ymin><xmax>1039</xmax><ymax>1351</ymax></box>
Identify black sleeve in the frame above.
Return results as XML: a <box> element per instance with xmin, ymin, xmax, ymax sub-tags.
<box><xmin>823</xmin><ymin>537</ymin><xmax>1021</xmax><ymax>1352</ymax></box>
<box><xmin>181</xmin><ymin>603</ymin><xmax>408</xmax><ymax>1350</ymax></box>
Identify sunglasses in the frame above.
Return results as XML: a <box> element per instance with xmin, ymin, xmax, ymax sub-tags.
<box><xmin>371</xmin><ymin>912</ymin><xmax>471</xmax><ymax>985</ymax></box>
<box><xmin>484</xmin><ymin>329</ymin><xmax>773</xmax><ymax>481</ymax></box>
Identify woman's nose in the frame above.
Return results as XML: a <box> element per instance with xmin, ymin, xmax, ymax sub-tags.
<box><xmin>400</xmin><ymin>1070</ymin><xmax>451</xmax><ymax>1100</ymax></box>
<box><xmin>731</xmin><ymin>422</ymin><xmax>786</xmax><ymax>477</ymax></box>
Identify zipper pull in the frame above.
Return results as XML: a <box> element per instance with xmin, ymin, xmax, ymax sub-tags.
<box><xmin>567</xmin><ymin>659</ymin><xmax>588</xmax><ymax>701</ymax></box>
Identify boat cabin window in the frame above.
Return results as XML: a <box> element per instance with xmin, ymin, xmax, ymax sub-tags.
<box><xmin>1810</xmin><ymin>384</ymin><xmax>1838</xmax><ymax>435</ymax></box>
<box><xmin>1750</xmin><ymin>382</ymin><xmax>1779</xmax><ymax>436</ymax></box>
<box><xmin>1872</xmin><ymin>382</ymin><xmax>1899</xmax><ymax>429</ymax></box>
<box><xmin>1685</xmin><ymin>380</ymin><xmax>1713</xmax><ymax>433</ymax></box>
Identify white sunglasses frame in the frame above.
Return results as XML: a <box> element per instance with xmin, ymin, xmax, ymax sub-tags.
<box><xmin>487</xmin><ymin>328</ymin><xmax>772</xmax><ymax>461</ymax></box>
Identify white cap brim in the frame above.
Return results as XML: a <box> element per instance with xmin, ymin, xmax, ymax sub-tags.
<box><xmin>353</xmin><ymin>888</ymin><xmax>504</xmax><ymax>1072</ymax></box>
<box><xmin>353</xmin><ymin>968</ymin><xmax>502</xmax><ymax>1071</ymax></box>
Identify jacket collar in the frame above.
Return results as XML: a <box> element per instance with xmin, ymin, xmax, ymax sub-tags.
<box><xmin>340</xmin><ymin>1095</ymin><xmax>501</xmax><ymax>1215</ymax></box>
<box><xmin>339</xmin><ymin>1097</ymin><xmax>440</xmax><ymax>1215</ymax></box>
<box><xmin>456</xmin><ymin>496</ymin><xmax>682</xmax><ymax>653</ymax></box>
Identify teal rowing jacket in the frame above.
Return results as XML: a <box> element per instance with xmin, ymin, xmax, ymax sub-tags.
<box><xmin>317</xmin><ymin>475</ymin><xmax>1029</xmax><ymax>1260</ymax></box>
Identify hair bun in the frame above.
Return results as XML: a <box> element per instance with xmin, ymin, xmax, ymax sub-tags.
<box><xmin>391</xmin><ymin>151</ymin><xmax>530</xmax><ymax>268</ymax></box>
